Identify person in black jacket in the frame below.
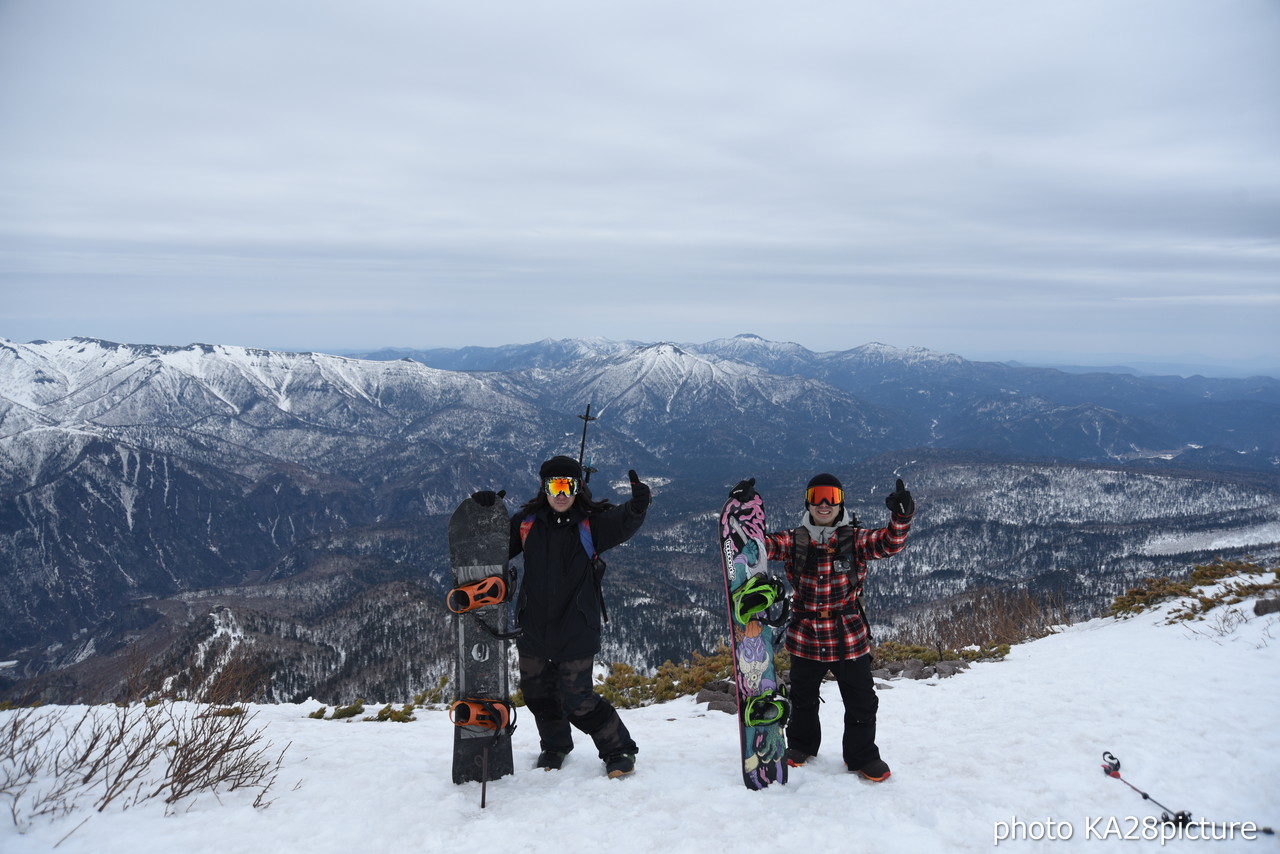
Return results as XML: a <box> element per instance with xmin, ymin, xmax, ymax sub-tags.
<box><xmin>503</xmin><ymin>455</ymin><xmax>650</xmax><ymax>778</ymax></box>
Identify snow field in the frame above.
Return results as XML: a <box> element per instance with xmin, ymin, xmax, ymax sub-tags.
<box><xmin>4</xmin><ymin>592</ymin><xmax>1277</xmax><ymax>853</ymax></box>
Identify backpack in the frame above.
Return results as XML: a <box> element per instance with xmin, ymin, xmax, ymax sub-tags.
<box><xmin>519</xmin><ymin>513</ymin><xmax>610</xmax><ymax>624</ymax></box>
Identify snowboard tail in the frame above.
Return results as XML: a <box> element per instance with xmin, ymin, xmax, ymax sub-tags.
<box><xmin>719</xmin><ymin>488</ymin><xmax>788</xmax><ymax>790</ymax></box>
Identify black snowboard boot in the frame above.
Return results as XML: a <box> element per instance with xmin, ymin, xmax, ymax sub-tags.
<box><xmin>604</xmin><ymin>752</ymin><xmax>635</xmax><ymax>778</ymax></box>
<box><xmin>852</xmin><ymin>757</ymin><xmax>891</xmax><ymax>782</ymax></box>
<box><xmin>785</xmin><ymin>747</ymin><xmax>812</xmax><ymax>767</ymax></box>
<box><xmin>536</xmin><ymin>749</ymin><xmax>570</xmax><ymax>771</ymax></box>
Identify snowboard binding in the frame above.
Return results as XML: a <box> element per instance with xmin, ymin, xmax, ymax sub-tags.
<box><xmin>743</xmin><ymin>688</ymin><xmax>792</xmax><ymax>728</ymax></box>
<box><xmin>450</xmin><ymin>699</ymin><xmax>517</xmax><ymax>735</ymax></box>
<box><xmin>447</xmin><ymin>575</ymin><xmax>510</xmax><ymax>614</ymax></box>
<box><xmin>731</xmin><ymin>573</ymin><xmax>791</xmax><ymax>628</ymax></box>
<box><xmin>447</xmin><ymin>567</ymin><xmax>523</xmax><ymax>640</ymax></box>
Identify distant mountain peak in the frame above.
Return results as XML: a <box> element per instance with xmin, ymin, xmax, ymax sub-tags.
<box><xmin>636</xmin><ymin>342</ymin><xmax>689</xmax><ymax>357</ymax></box>
<box><xmin>709</xmin><ymin>333</ymin><xmax>804</xmax><ymax>348</ymax></box>
<box><xmin>848</xmin><ymin>341</ymin><xmax>965</xmax><ymax>365</ymax></box>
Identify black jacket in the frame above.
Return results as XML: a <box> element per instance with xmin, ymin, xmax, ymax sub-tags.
<box><xmin>509</xmin><ymin>499</ymin><xmax>645</xmax><ymax>661</ymax></box>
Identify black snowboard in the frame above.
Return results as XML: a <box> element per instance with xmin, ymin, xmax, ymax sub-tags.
<box><xmin>447</xmin><ymin>495</ymin><xmax>516</xmax><ymax>785</ymax></box>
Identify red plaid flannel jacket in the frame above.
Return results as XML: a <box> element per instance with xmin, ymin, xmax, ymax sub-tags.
<box><xmin>764</xmin><ymin>511</ymin><xmax>913</xmax><ymax>662</ymax></box>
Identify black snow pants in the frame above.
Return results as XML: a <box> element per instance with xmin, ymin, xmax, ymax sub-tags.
<box><xmin>519</xmin><ymin>654</ymin><xmax>637</xmax><ymax>759</ymax></box>
<box><xmin>786</xmin><ymin>653</ymin><xmax>881</xmax><ymax>769</ymax></box>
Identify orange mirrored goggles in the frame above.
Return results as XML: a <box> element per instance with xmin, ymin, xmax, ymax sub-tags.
<box><xmin>806</xmin><ymin>485</ymin><xmax>844</xmax><ymax>506</ymax></box>
<box><xmin>543</xmin><ymin>476</ymin><xmax>580</xmax><ymax>497</ymax></box>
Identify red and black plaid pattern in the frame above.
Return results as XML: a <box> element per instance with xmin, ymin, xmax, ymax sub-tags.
<box><xmin>765</xmin><ymin>512</ymin><xmax>913</xmax><ymax>662</ymax></box>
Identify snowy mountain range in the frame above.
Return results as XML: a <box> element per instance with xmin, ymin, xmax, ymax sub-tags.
<box><xmin>1</xmin><ymin>334</ymin><xmax>1278</xmax><ymax>704</ymax></box>
<box><xmin>355</xmin><ymin>333</ymin><xmax>1280</xmax><ymax>470</ymax></box>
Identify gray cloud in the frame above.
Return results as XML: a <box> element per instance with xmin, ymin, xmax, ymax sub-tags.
<box><xmin>1</xmin><ymin>0</ymin><xmax>1277</xmax><ymax>370</ymax></box>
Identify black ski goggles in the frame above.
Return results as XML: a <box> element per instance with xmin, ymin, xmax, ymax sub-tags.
<box><xmin>543</xmin><ymin>476</ymin><xmax>580</xmax><ymax>497</ymax></box>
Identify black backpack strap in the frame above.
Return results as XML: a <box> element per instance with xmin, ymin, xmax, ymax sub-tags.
<box><xmin>835</xmin><ymin>524</ymin><xmax>855</xmax><ymax>557</ymax></box>
<box><xmin>791</xmin><ymin>525</ymin><xmax>810</xmax><ymax>569</ymax></box>
<box><xmin>581</xmin><ymin>517</ymin><xmax>609</xmax><ymax>624</ymax></box>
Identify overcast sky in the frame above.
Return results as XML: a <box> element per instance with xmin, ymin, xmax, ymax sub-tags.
<box><xmin>1</xmin><ymin>0</ymin><xmax>1277</xmax><ymax>373</ymax></box>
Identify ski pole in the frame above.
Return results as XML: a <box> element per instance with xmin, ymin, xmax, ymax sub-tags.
<box><xmin>1100</xmin><ymin>752</ymin><xmax>1274</xmax><ymax>835</ymax></box>
<box><xmin>577</xmin><ymin>403</ymin><xmax>597</xmax><ymax>483</ymax></box>
<box><xmin>481</xmin><ymin>746</ymin><xmax>489</xmax><ymax>809</ymax></box>
<box><xmin>1100</xmin><ymin>751</ymin><xmax>1190</xmax><ymax>826</ymax></box>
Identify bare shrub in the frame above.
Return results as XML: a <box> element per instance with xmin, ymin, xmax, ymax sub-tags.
<box><xmin>88</xmin><ymin>704</ymin><xmax>167</xmax><ymax>812</ymax></box>
<box><xmin>0</xmin><ymin>701</ymin><xmax>288</xmax><ymax>831</ymax></box>
<box><xmin>153</xmin><ymin>704</ymin><xmax>286</xmax><ymax>808</ymax></box>
<box><xmin>1</xmin><ymin>706</ymin><xmax>64</xmax><ymax>826</ymax></box>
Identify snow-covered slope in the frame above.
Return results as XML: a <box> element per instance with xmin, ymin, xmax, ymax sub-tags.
<box><xmin>5</xmin><ymin>583</ymin><xmax>1276</xmax><ymax>853</ymax></box>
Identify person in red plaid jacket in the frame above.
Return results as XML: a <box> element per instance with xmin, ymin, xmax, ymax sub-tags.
<box><xmin>762</xmin><ymin>472</ymin><xmax>914</xmax><ymax>782</ymax></box>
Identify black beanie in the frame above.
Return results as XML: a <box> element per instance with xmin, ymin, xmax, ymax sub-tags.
<box><xmin>807</xmin><ymin>472</ymin><xmax>843</xmax><ymax>492</ymax></box>
<box><xmin>539</xmin><ymin>455</ymin><xmax>583</xmax><ymax>480</ymax></box>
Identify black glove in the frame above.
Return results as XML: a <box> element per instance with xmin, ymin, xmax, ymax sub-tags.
<box><xmin>730</xmin><ymin>478</ymin><xmax>757</xmax><ymax>501</ymax></box>
<box><xmin>884</xmin><ymin>478</ymin><xmax>914</xmax><ymax>516</ymax></box>
<box><xmin>471</xmin><ymin>490</ymin><xmax>504</xmax><ymax>507</ymax></box>
<box><xmin>628</xmin><ymin>470</ymin><xmax>650</xmax><ymax>513</ymax></box>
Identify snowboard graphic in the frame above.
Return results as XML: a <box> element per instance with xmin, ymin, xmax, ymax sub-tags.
<box><xmin>447</xmin><ymin>495</ymin><xmax>517</xmax><ymax>787</ymax></box>
<box><xmin>719</xmin><ymin>483</ymin><xmax>789</xmax><ymax>789</ymax></box>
